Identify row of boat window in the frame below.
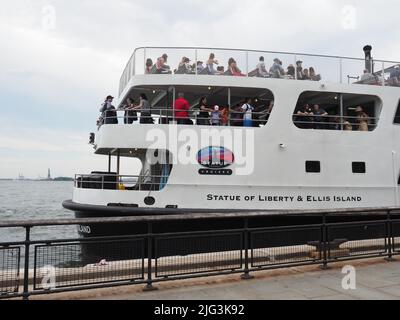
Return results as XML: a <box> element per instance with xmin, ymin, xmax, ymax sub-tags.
<box><xmin>99</xmin><ymin>90</ymin><xmax>392</xmax><ymax>131</ymax></box>
<box><xmin>306</xmin><ymin>161</ymin><xmax>366</xmax><ymax>174</ymax></box>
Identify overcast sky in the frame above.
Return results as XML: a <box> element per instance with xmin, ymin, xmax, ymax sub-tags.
<box><xmin>0</xmin><ymin>0</ymin><xmax>399</xmax><ymax>178</ymax></box>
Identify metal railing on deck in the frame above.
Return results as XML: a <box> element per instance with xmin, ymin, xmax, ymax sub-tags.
<box><xmin>98</xmin><ymin>108</ymin><xmax>271</xmax><ymax>128</ymax></box>
<box><xmin>1</xmin><ymin>207</ymin><xmax>400</xmax><ymax>299</ymax></box>
<box><xmin>293</xmin><ymin>114</ymin><xmax>380</xmax><ymax>131</ymax></box>
<box><xmin>75</xmin><ymin>174</ymin><xmax>170</xmax><ymax>191</ymax></box>
<box><xmin>98</xmin><ymin>108</ymin><xmax>380</xmax><ymax>132</ymax></box>
<box><xmin>119</xmin><ymin>47</ymin><xmax>400</xmax><ymax>96</ymax></box>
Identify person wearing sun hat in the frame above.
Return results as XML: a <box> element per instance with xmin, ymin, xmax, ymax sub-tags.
<box><xmin>355</xmin><ymin>106</ymin><xmax>370</xmax><ymax>131</ymax></box>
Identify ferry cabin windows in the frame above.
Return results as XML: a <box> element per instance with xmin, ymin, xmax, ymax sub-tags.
<box><xmin>352</xmin><ymin>162</ymin><xmax>366</xmax><ymax>174</ymax></box>
<box><xmin>306</xmin><ymin>161</ymin><xmax>321</xmax><ymax>173</ymax></box>
<box><xmin>121</xmin><ymin>85</ymin><xmax>274</xmax><ymax>127</ymax></box>
<box><xmin>293</xmin><ymin>91</ymin><xmax>382</xmax><ymax>131</ymax></box>
<box><xmin>394</xmin><ymin>100</ymin><xmax>400</xmax><ymax>124</ymax></box>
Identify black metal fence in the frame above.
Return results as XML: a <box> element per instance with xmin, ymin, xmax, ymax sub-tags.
<box><xmin>1</xmin><ymin>208</ymin><xmax>400</xmax><ymax>300</ymax></box>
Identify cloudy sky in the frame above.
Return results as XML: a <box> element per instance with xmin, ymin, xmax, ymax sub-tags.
<box><xmin>0</xmin><ymin>0</ymin><xmax>399</xmax><ymax>178</ymax></box>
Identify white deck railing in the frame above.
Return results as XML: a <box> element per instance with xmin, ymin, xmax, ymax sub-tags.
<box><xmin>118</xmin><ymin>47</ymin><xmax>400</xmax><ymax>97</ymax></box>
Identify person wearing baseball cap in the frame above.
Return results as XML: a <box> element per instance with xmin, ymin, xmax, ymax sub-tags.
<box><xmin>99</xmin><ymin>95</ymin><xmax>118</xmax><ymax>124</ymax></box>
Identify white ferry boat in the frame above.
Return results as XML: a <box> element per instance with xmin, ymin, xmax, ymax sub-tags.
<box><xmin>63</xmin><ymin>46</ymin><xmax>400</xmax><ymax>236</ymax></box>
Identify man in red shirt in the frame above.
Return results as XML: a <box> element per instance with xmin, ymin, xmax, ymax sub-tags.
<box><xmin>174</xmin><ymin>93</ymin><xmax>193</xmax><ymax>125</ymax></box>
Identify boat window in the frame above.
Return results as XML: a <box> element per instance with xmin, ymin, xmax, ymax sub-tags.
<box><xmin>293</xmin><ymin>91</ymin><xmax>382</xmax><ymax>131</ymax></box>
<box><xmin>116</xmin><ymin>85</ymin><xmax>274</xmax><ymax>128</ymax></box>
<box><xmin>394</xmin><ymin>100</ymin><xmax>400</xmax><ymax>124</ymax></box>
<box><xmin>306</xmin><ymin>161</ymin><xmax>321</xmax><ymax>173</ymax></box>
<box><xmin>75</xmin><ymin>149</ymin><xmax>173</xmax><ymax>192</ymax></box>
<box><xmin>352</xmin><ymin>162</ymin><xmax>366</xmax><ymax>174</ymax></box>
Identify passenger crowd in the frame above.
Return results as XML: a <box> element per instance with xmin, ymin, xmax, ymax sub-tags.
<box><xmin>294</xmin><ymin>104</ymin><xmax>371</xmax><ymax>131</ymax></box>
<box><xmin>98</xmin><ymin>95</ymin><xmax>371</xmax><ymax>131</ymax></box>
<box><xmin>98</xmin><ymin>94</ymin><xmax>273</xmax><ymax>128</ymax></box>
<box><xmin>144</xmin><ymin>53</ymin><xmax>322</xmax><ymax>80</ymax></box>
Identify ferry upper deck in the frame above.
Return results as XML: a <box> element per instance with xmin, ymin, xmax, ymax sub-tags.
<box><xmin>94</xmin><ymin>46</ymin><xmax>400</xmax><ymax>146</ymax></box>
<box><xmin>118</xmin><ymin>46</ymin><xmax>400</xmax><ymax>99</ymax></box>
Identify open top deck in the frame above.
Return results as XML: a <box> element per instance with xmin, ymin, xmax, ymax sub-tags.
<box><xmin>119</xmin><ymin>46</ymin><xmax>400</xmax><ymax>99</ymax></box>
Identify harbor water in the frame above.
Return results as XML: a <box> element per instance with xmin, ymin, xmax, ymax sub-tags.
<box><xmin>0</xmin><ymin>181</ymin><xmax>77</xmax><ymax>243</ymax></box>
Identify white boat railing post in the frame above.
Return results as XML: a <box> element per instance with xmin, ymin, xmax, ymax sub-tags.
<box><xmin>133</xmin><ymin>50</ymin><xmax>136</xmax><ymax>76</ymax></box>
<box><xmin>382</xmin><ymin>61</ymin><xmax>385</xmax><ymax>87</ymax></box>
<box><xmin>339</xmin><ymin>93</ymin><xmax>344</xmax><ymax>131</ymax></box>
<box><xmin>172</xmin><ymin>86</ymin><xmax>176</xmax><ymax>124</ymax></box>
<box><xmin>228</xmin><ymin>87</ymin><xmax>231</xmax><ymax>107</ymax></box>
<box><xmin>246</xmin><ymin>51</ymin><xmax>249</xmax><ymax>77</ymax></box>
<box><xmin>144</xmin><ymin>48</ymin><xmax>147</xmax><ymax>75</ymax></box>
<box><xmin>339</xmin><ymin>58</ymin><xmax>343</xmax><ymax>84</ymax></box>
<box><xmin>195</xmin><ymin>49</ymin><xmax>198</xmax><ymax>75</ymax></box>
<box><xmin>294</xmin><ymin>54</ymin><xmax>298</xmax><ymax>80</ymax></box>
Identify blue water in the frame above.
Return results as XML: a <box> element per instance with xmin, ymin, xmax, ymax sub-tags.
<box><xmin>0</xmin><ymin>181</ymin><xmax>77</xmax><ymax>243</ymax></box>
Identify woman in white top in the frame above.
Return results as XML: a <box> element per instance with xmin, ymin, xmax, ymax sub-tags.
<box><xmin>206</xmin><ymin>53</ymin><xmax>219</xmax><ymax>75</ymax></box>
<box><xmin>241</xmin><ymin>98</ymin><xmax>254</xmax><ymax>127</ymax></box>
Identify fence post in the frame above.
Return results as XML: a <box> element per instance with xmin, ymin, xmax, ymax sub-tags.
<box><xmin>320</xmin><ymin>214</ymin><xmax>329</xmax><ymax>270</ymax></box>
<box><xmin>385</xmin><ymin>210</ymin><xmax>396</xmax><ymax>262</ymax></box>
<box><xmin>241</xmin><ymin>218</ymin><xmax>254</xmax><ymax>280</ymax></box>
<box><xmin>143</xmin><ymin>222</ymin><xmax>158</xmax><ymax>291</ymax></box>
<box><xmin>22</xmin><ymin>226</ymin><xmax>31</xmax><ymax>300</ymax></box>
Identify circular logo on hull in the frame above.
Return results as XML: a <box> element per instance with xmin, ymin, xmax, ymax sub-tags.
<box><xmin>197</xmin><ymin>147</ymin><xmax>234</xmax><ymax>175</ymax></box>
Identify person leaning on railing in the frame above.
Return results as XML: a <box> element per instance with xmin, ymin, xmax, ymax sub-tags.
<box><xmin>132</xmin><ymin>93</ymin><xmax>154</xmax><ymax>124</ymax></box>
<box><xmin>220</xmin><ymin>106</ymin><xmax>230</xmax><ymax>126</ymax></box>
<box><xmin>312</xmin><ymin>104</ymin><xmax>328</xmax><ymax>129</ymax></box>
<box><xmin>99</xmin><ymin>95</ymin><xmax>118</xmax><ymax>125</ymax></box>
<box><xmin>197</xmin><ymin>97</ymin><xmax>213</xmax><ymax>125</ymax></box>
<box><xmin>122</xmin><ymin>98</ymin><xmax>138</xmax><ymax>124</ymax></box>
<box><xmin>294</xmin><ymin>104</ymin><xmax>314</xmax><ymax>129</ymax></box>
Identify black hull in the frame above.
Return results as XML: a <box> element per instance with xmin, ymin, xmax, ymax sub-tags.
<box><xmin>63</xmin><ymin>200</ymin><xmax>400</xmax><ymax>262</ymax></box>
